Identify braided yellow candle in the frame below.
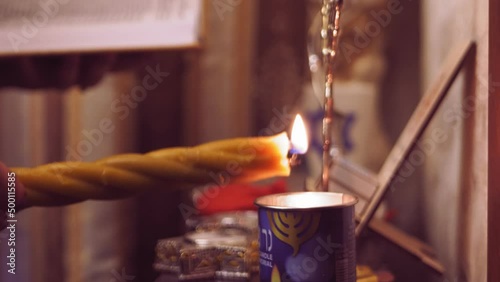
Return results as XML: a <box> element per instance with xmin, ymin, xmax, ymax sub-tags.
<box><xmin>12</xmin><ymin>133</ymin><xmax>291</xmax><ymax>207</ymax></box>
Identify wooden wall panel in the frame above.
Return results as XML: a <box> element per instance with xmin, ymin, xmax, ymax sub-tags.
<box><xmin>0</xmin><ymin>91</ymin><xmax>65</xmax><ymax>282</ymax></box>
<box><xmin>63</xmin><ymin>88</ymin><xmax>84</xmax><ymax>282</ymax></box>
<box><xmin>62</xmin><ymin>75</ymin><xmax>138</xmax><ymax>282</ymax></box>
<box><xmin>421</xmin><ymin>0</ymin><xmax>488</xmax><ymax>280</ymax></box>
<box><xmin>253</xmin><ymin>0</ymin><xmax>307</xmax><ymax>132</ymax></box>
<box><xmin>489</xmin><ymin>0</ymin><xmax>499</xmax><ymax>279</ymax></box>
<box><xmin>134</xmin><ymin>53</ymin><xmax>185</xmax><ymax>282</ymax></box>
<box><xmin>30</xmin><ymin>93</ymin><xmax>65</xmax><ymax>282</ymax></box>
<box><xmin>183</xmin><ymin>0</ymin><xmax>257</xmax><ymax>144</ymax></box>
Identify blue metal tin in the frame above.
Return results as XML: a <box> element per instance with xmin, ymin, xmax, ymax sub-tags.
<box><xmin>255</xmin><ymin>192</ymin><xmax>357</xmax><ymax>282</ymax></box>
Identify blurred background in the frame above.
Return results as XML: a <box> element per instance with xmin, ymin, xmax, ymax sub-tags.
<box><xmin>0</xmin><ymin>0</ymin><xmax>488</xmax><ymax>281</ymax></box>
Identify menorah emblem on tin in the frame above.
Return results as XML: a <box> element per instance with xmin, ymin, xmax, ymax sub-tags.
<box><xmin>267</xmin><ymin>211</ymin><xmax>321</xmax><ymax>256</ymax></box>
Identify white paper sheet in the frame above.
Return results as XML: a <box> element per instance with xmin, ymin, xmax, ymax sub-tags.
<box><xmin>0</xmin><ymin>0</ymin><xmax>202</xmax><ymax>55</ymax></box>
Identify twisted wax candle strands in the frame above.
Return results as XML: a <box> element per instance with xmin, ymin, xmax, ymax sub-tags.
<box><xmin>11</xmin><ymin>132</ymin><xmax>291</xmax><ymax>207</ymax></box>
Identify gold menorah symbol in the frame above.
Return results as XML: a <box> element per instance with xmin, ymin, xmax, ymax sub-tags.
<box><xmin>267</xmin><ymin>211</ymin><xmax>321</xmax><ymax>256</ymax></box>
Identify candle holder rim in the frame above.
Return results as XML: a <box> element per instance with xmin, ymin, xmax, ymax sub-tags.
<box><xmin>254</xmin><ymin>191</ymin><xmax>358</xmax><ymax>211</ymax></box>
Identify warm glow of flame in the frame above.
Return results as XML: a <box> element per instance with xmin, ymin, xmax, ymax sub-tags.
<box><xmin>271</xmin><ymin>265</ymin><xmax>282</xmax><ymax>282</ymax></box>
<box><xmin>271</xmin><ymin>132</ymin><xmax>292</xmax><ymax>174</ymax></box>
<box><xmin>291</xmin><ymin>114</ymin><xmax>308</xmax><ymax>154</ymax></box>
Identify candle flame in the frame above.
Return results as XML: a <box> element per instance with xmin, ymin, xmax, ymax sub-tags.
<box><xmin>291</xmin><ymin>114</ymin><xmax>308</xmax><ymax>154</ymax></box>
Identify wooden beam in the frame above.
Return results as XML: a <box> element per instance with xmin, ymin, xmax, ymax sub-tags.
<box><xmin>488</xmin><ymin>0</ymin><xmax>500</xmax><ymax>280</ymax></box>
<box><xmin>63</xmin><ymin>88</ymin><xmax>84</xmax><ymax>282</ymax></box>
<box><xmin>365</xmin><ymin>217</ymin><xmax>445</xmax><ymax>274</ymax></box>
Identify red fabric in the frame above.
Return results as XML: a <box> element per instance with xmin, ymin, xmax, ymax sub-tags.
<box><xmin>196</xmin><ymin>180</ymin><xmax>287</xmax><ymax>215</ymax></box>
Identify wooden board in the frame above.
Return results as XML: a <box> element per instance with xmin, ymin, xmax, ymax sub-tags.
<box><xmin>489</xmin><ymin>0</ymin><xmax>500</xmax><ymax>280</ymax></box>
